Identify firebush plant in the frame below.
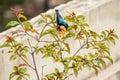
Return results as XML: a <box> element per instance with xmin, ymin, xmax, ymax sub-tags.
<box><xmin>0</xmin><ymin>8</ymin><xmax>118</xmax><ymax>80</ymax></box>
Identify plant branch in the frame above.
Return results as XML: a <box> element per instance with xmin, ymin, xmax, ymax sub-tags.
<box><xmin>31</xmin><ymin>52</ymin><xmax>40</xmax><ymax>80</ymax></box>
<box><xmin>17</xmin><ymin>52</ymin><xmax>35</xmax><ymax>70</ymax></box>
<box><xmin>27</xmin><ymin>39</ymin><xmax>40</xmax><ymax>80</ymax></box>
<box><xmin>39</xmin><ymin>23</ymin><xmax>50</xmax><ymax>41</ymax></box>
<box><xmin>63</xmin><ymin>73</ymin><xmax>73</xmax><ymax>80</ymax></box>
<box><xmin>72</xmin><ymin>34</ymin><xmax>91</xmax><ymax>57</ymax></box>
<box><xmin>40</xmin><ymin>40</ymin><xmax>59</xmax><ymax>43</ymax></box>
<box><xmin>16</xmin><ymin>14</ymin><xmax>39</xmax><ymax>42</ymax></box>
<box><xmin>73</xmin><ymin>40</ymin><xmax>86</xmax><ymax>57</ymax></box>
<box><xmin>10</xmin><ymin>42</ymin><xmax>35</xmax><ymax>70</ymax></box>
<box><xmin>41</xmin><ymin>65</ymin><xmax>46</xmax><ymax>79</ymax></box>
<box><xmin>25</xmin><ymin>31</ymin><xmax>39</xmax><ymax>42</ymax></box>
<box><xmin>74</xmin><ymin>45</ymin><xmax>85</xmax><ymax>58</ymax></box>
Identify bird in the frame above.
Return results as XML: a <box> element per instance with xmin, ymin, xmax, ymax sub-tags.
<box><xmin>55</xmin><ymin>9</ymin><xmax>68</xmax><ymax>30</ymax></box>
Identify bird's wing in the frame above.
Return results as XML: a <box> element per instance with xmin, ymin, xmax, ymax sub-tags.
<box><xmin>58</xmin><ymin>13</ymin><xmax>63</xmax><ymax>19</ymax></box>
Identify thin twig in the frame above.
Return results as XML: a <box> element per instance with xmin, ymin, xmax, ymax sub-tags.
<box><xmin>39</xmin><ymin>23</ymin><xmax>49</xmax><ymax>40</ymax></box>
<box><xmin>27</xmin><ymin>39</ymin><xmax>40</xmax><ymax>80</ymax></box>
<box><xmin>73</xmin><ymin>40</ymin><xmax>86</xmax><ymax>57</ymax></box>
<box><xmin>79</xmin><ymin>40</ymin><xmax>81</xmax><ymax>47</ymax></box>
<box><xmin>73</xmin><ymin>34</ymin><xmax>90</xmax><ymax>57</ymax></box>
<box><xmin>31</xmin><ymin>53</ymin><xmax>40</xmax><ymax>80</ymax></box>
<box><xmin>25</xmin><ymin>31</ymin><xmax>39</xmax><ymax>42</ymax></box>
<box><xmin>16</xmin><ymin>14</ymin><xmax>39</xmax><ymax>42</ymax></box>
<box><xmin>17</xmin><ymin>52</ymin><xmax>35</xmax><ymax>70</ymax></box>
<box><xmin>63</xmin><ymin>73</ymin><xmax>73</xmax><ymax>80</ymax></box>
<box><xmin>40</xmin><ymin>40</ymin><xmax>59</xmax><ymax>43</ymax></box>
<box><xmin>41</xmin><ymin>65</ymin><xmax>46</xmax><ymax>79</ymax></box>
<box><xmin>27</xmin><ymin>39</ymin><xmax>33</xmax><ymax>52</ymax></box>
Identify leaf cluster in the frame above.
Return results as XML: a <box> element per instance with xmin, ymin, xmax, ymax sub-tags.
<box><xmin>9</xmin><ymin>66</ymin><xmax>30</xmax><ymax>80</ymax></box>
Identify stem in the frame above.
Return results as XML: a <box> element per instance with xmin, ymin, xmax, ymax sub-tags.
<box><xmin>32</xmin><ymin>53</ymin><xmax>40</xmax><ymax>80</ymax></box>
<box><xmin>39</xmin><ymin>21</ymin><xmax>56</xmax><ymax>41</ymax></box>
<box><xmin>72</xmin><ymin>41</ymin><xmax>86</xmax><ymax>59</ymax></box>
<box><xmin>41</xmin><ymin>65</ymin><xmax>46</xmax><ymax>79</ymax></box>
<box><xmin>16</xmin><ymin>15</ymin><xmax>40</xmax><ymax>79</ymax></box>
<box><xmin>16</xmin><ymin>14</ymin><xmax>39</xmax><ymax>42</ymax></box>
<box><xmin>72</xmin><ymin>34</ymin><xmax>90</xmax><ymax>57</ymax></box>
<box><xmin>39</xmin><ymin>23</ymin><xmax>49</xmax><ymax>41</ymax></box>
<box><xmin>17</xmin><ymin>52</ymin><xmax>35</xmax><ymax>70</ymax></box>
<box><xmin>40</xmin><ymin>40</ymin><xmax>59</xmax><ymax>43</ymax></box>
<box><xmin>27</xmin><ymin>39</ymin><xmax>40</xmax><ymax>80</ymax></box>
<box><xmin>79</xmin><ymin>40</ymin><xmax>81</xmax><ymax>47</ymax></box>
<box><xmin>25</xmin><ymin>31</ymin><xmax>39</xmax><ymax>42</ymax></box>
<box><xmin>63</xmin><ymin>73</ymin><xmax>73</xmax><ymax>80</ymax></box>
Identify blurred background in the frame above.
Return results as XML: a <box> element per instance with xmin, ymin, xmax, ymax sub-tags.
<box><xmin>0</xmin><ymin>0</ymin><xmax>70</xmax><ymax>32</ymax></box>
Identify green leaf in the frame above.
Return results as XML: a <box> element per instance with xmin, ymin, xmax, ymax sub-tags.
<box><xmin>72</xmin><ymin>62</ymin><xmax>75</xmax><ymax>68</ymax></box>
<box><xmin>19</xmin><ymin>68</ymin><xmax>27</xmax><ymax>73</ymax></box>
<box><xmin>21</xmin><ymin>54</ymin><xmax>27</xmax><ymax>60</ymax></box>
<box><xmin>108</xmin><ymin>37</ymin><xmax>115</xmax><ymax>44</ymax></box>
<box><xmin>24</xmin><ymin>73</ymin><xmax>30</xmax><ymax>78</ymax></box>
<box><xmin>9</xmin><ymin>72</ymin><xmax>16</xmax><ymax>80</ymax></box>
<box><xmin>93</xmin><ymin>67</ymin><xmax>98</xmax><ymax>76</ymax></box>
<box><xmin>39</xmin><ymin>19</ymin><xmax>45</xmax><ymax>24</ymax></box>
<box><xmin>82</xmin><ymin>23</ymin><xmax>89</xmax><ymax>27</ymax></box>
<box><xmin>18</xmin><ymin>14</ymin><xmax>27</xmax><ymax>20</ymax></box>
<box><xmin>61</xmin><ymin>72</ymin><xmax>68</xmax><ymax>76</ymax></box>
<box><xmin>64</xmin><ymin>16</ymin><xmax>70</xmax><ymax>21</ymax></box>
<box><xmin>104</xmin><ymin>49</ymin><xmax>110</xmax><ymax>56</ymax></box>
<box><xmin>0</xmin><ymin>42</ymin><xmax>10</xmax><ymax>48</ymax></box>
<box><xmin>42</xmin><ymin>54</ymin><xmax>50</xmax><ymax>58</ymax></box>
<box><xmin>104</xmin><ymin>56</ymin><xmax>113</xmax><ymax>64</ymax></box>
<box><xmin>58</xmin><ymin>77</ymin><xmax>63</xmax><ymax>80</ymax></box>
<box><xmin>14</xmin><ymin>66</ymin><xmax>18</xmax><ymax>71</ymax></box>
<box><xmin>6</xmin><ymin>21</ymin><xmax>19</xmax><ymax>28</ymax></box>
<box><xmin>22</xmin><ymin>21</ymin><xmax>33</xmax><ymax>30</ymax></box>
<box><xmin>112</xmin><ymin>34</ymin><xmax>119</xmax><ymax>39</ymax></box>
<box><xmin>45</xmin><ymin>73</ymin><xmax>55</xmax><ymax>80</ymax></box>
<box><xmin>76</xmin><ymin>62</ymin><xmax>82</xmax><ymax>70</ymax></box>
<box><xmin>16</xmin><ymin>76</ymin><xmax>22</xmax><ymax>80</ymax></box>
<box><xmin>45</xmin><ymin>14</ymin><xmax>53</xmax><ymax>20</ymax></box>
<box><xmin>64</xmin><ymin>32</ymin><xmax>74</xmax><ymax>39</ymax></box>
<box><xmin>64</xmin><ymin>63</ymin><xmax>69</xmax><ymax>73</ymax></box>
<box><xmin>101</xmin><ymin>31</ymin><xmax>106</xmax><ymax>36</ymax></box>
<box><xmin>94</xmin><ymin>65</ymin><xmax>101</xmax><ymax>70</ymax></box>
<box><xmin>77</xmin><ymin>15</ymin><xmax>85</xmax><ymax>20</ymax></box>
<box><xmin>100</xmin><ymin>59</ymin><xmax>106</xmax><ymax>68</ymax></box>
<box><xmin>55</xmin><ymin>68</ymin><xmax>59</xmax><ymax>73</ymax></box>
<box><xmin>10</xmin><ymin>55</ymin><xmax>17</xmax><ymax>61</ymax></box>
<box><xmin>73</xmin><ymin>69</ymin><xmax>78</xmax><ymax>77</ymax></box>
<box><xmin>40</xmin><ymin>29</ymin><xmax>52</xmax><ymax>37</ymax></box>
<box><xmin>63</xmin><ymin>42</ymin><xmax>70</xmax><ymax>53</ymax></box>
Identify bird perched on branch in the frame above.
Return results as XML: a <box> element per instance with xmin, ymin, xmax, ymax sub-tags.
<box><xmin>55</xmin><ymin>9</ymin><xmax>68</xmax><ymax>36</ymax></box>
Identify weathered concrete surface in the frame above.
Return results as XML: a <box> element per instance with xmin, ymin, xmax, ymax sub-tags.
<box><xmin>0</xmin><ymin>0</ymin><xmax>120</xmax><ymax>80</ymax></box>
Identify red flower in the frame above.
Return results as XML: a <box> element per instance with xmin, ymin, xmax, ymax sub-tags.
<box><xmin>110</xmin><ymin>29</ymin><xmax>115</xmax><ymax>34</ymax></box>
<box><xmin>19</xmin><ymin>64</ymin><xmax>27</xmax><ymax>67</ymax></box>
<box><xmin>6</xmin><ymin>36</ymin><xmax>14</xmax><ymax>43</ymax></box>
<box><xmin>11</xmin><ymin>8</ymin><xmax>24</xmax><ymax>16</ymax></box>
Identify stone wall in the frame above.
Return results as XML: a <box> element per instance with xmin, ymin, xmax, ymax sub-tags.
<box><xmin>0</xmin><ymin>0</ymin><xmax>120</xmax><ymax>80</ymax></box>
